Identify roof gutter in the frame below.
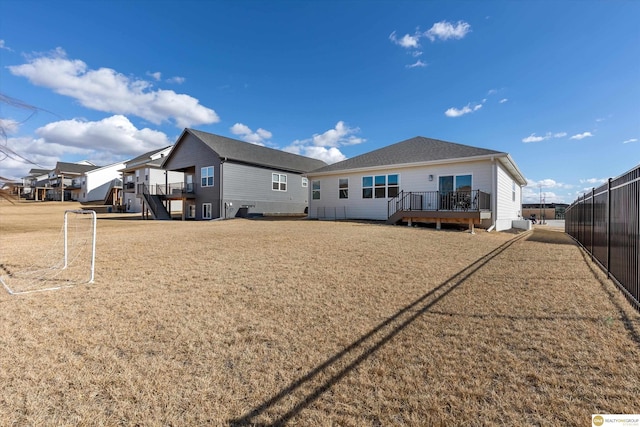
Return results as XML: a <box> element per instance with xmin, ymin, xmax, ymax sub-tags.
<box><xmin>306</xmin><ymin>153</ymin><xmax>512</xmax><ymax>178</ymax></box>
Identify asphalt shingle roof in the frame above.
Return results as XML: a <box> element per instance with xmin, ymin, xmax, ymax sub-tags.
<box><xmin>309</xmin><ymin>136</ymin><xmax>505</xmax><ymax>174</ymax></box>
<box><xmin>126</xmin><ymin>146</ymin><xmax>172</xmax><ymax>166</ymax></box>
<box><xmin>187</xmin><ymin>129</ymin><xmax>327</xmax><ymax>173</ymax></box>
<box><xmin>55</xmin><ymin>162</ymin><xmax>101</xmax><ymax>175</ymax></box>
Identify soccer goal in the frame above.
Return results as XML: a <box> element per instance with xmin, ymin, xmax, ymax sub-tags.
<box><xmin>1</xmin><ymin>209</ymin><xmax>97</xmax><ymax>295</ymax></box>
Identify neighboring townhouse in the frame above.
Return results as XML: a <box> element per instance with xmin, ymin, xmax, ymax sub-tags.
<box><xmin>120</xmin><ymin>146</ymin><xmax>183</xmax><ymax>217</ymax></box>
<box><xmin>77</xmin><ymin>161</ymin><xmax>127</xmax><ymax>205</ymax></box>
<box><xmin>160</xmin><ymin>129</ymin><xmax>327</xmax><ymax>220</ymax></box>
<box><xmin>306</xmin><ymin>136</ymin><xmax>528</xmax><ymax>232</ymax></box>
<box><xmin>22</xmin><ymin>168</ymin><xmax>50</xmax><ymax>200</ymax></box>
<box><xmin>47</xmin><ymin>161</ymin><xmax>100</xmax><ymax>201</ymax></box>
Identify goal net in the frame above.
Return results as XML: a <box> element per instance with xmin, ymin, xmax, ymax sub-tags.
<box><xmin>1</xmin><ymin>209</ymin><xmax>96</xmax><ymax>295</ymax></box>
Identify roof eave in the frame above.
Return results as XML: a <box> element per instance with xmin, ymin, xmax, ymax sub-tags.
<box><xmin>306</xmin><ymin>153</ymin><xmax>510</xmax><ymax>177</ymax></box>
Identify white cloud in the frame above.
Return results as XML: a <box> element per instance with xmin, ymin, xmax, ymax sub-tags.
<box><xmin>389</xmin><ymin>31</ymin><xmax>420</xmax><ymax>48</ymax></box>
<box><xmin>36</xmin><ymin>115</ymin><xmax>171</xmax><ymax>155</ymax></box>
<box><xmin>0</xmin><ymin>118</ymin><xmax>21</xmax><ymax>135</ymax></box>
<box><xmin>230</xmin><ymin>123</ymin><xmax>272</xmax><ymax>146</ymax></box>
<box><xmin>8</xmin><ymin>48</ymin><xmax>219</xmax><ymax>128</ymax></box>
<box><xmin>570</xmin><ymin>131</ymin><xmax>593</xmax><ymax>140</ymax></box>
<box><xmin>522</xmin><ymin>177</ymin><xmax>574</xmax><ymax>203</ymax></box>
<box><xmin>623</xmin><ymin>138</ymin><xmax>638</xmax><ymax>144</ymax></box>
<box><xmin>522</xmin><ymin>134</ymin><xmax>545</xmax><ymax>143</ymax></box>
<box><xmin>425</xmin><ymin>20</ymin><xmax>471</xmax><ymax>41</ymax></box>
<box><xmin>579</xmin><ymin>178</ymin><xmax>607</xmax><ymax>185</ymax></box>
<box><xmin>0</xmin><ymin>115</ymin><xmax>172</xmax><ymax>179</ymax></box>
<box><xmin>147</xmin><ymin>71</ymin><xmax>162</xmax><ymax>81</ymax></box>
<box><xmin>406</xmin><ymin>60</ymin><xmax>427</xmax><ymax>69</ymax></box>
<box><xmin>522</xmin><ymin>131</ymin><xmax>567</xmax><ymax>143</ymax></box>
<box><xmin>166</xmin><ymin>76</ymin><xmax>185</xmax><ymax>84</ymax></box>
<box><xmin>283</xmin><ymin>121</ymin><xmax>364</xmax><ymax>164</ymax></box>
<box><xmin>390</xmin><ymin>20</ymin><xmax>470</xmax><ymax>68</ymax></box>
<box><xmin>290</xmin><ymin>146</ymin><xmax>346</xmax><ymax>165</ymax></box>
<box><xmin>499</xmin><ymin>98</ymin><xmax>508</xmax><ymax>104</ymax></box>
<box><xmin>444</xmin><ymin>103</ymin><xmax>482</xmax><ymax>118</ymax></box>
<box><xmin>0</xmin><ymin>40</ymin><xmax>12</xmax><ymax>51</ymax></box>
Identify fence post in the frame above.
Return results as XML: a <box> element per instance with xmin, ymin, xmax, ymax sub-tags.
<box><xmin>606</xmin><ymin>178</ymin><xmax>611</xmax><ymax>279</ymax></box>
<box><xmin>591</xmin><ymin>187</ymin><xmax>595</xmax><ymax>259</ymax></box>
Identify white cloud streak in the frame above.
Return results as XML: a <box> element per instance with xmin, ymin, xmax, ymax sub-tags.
<box><xmin>444</xmin><ymin>103</ymin><xmax>482</xmax><ymax>118</ymax></box>
<box><xmin>8</xmin><ymin>48</ymin><xmax>219</xmax><ymax>128</ymax></box>
<box><xmin>570</xmin><ymin>131</ymin><xmax>593</xmax><ymax>140</ymax></box>
<box><xmin>622</xmin><ymin>138</ymin><xmax>637</xmax><ymax>144</ymax></box>
<box><xmin>522</xmin><ymin>132</ymin><xmax>567</xmax><ymax>143</ymax></box>
<box><xmin>406</xmin><ymin>60</ymin><xmax>427</xmax><ymax>69</ymax></box>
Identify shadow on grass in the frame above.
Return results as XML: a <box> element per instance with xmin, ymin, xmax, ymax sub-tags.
<box><xmin>578</xmin><ymin>248</ymin><xmax>640</xmax><ymax>348</ymax></box>
<box><xmin>228</xmin><ymin>231</ymin><xmax>532</xmax><ymax>426</ymax></box>
<box><xmin>526</xmin><ymin>228</ymin><xmax>574</xmax><ymax>245</ymax></box>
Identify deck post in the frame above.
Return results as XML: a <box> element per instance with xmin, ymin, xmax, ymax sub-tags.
<box><xmin>468</xmin><ymin>218</ymin><xmax>475</xmax><ymax>234</ymax></box>
<box><xmin>407</xmin><ymin>218</ymin><xmax>412</xmax><ymax>227</ymax></box>
<box><xmin>436</xmin><ymin>218</ymin><xmax>441</xmax><ymax>230</ymax></box>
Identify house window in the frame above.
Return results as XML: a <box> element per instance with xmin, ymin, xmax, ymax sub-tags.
<box><xmin>363</xmin><ymin>174</ymin><xmax>399</xmax><ymax>199</ymax></box>
<box><xmin>512</xmin><ymin>181</ymin><xmax>516</xmax><ymax>202</ymax></box>
<box><xmin>388</xmin><ymin>174</ymin><xmax>399</xmax><ymax>198</ymax></box>
<box><xmin>201</xmin><ymin>166</ymin><xmax>214</xmax><ymax>187</ymax></box>
<box><xmin>272</xmin><ymin>173</ymin><xmax>287</xmax><ymax>191</ymax></box>
<box><xmin>362</xmin><ymin>176</ymin><xmax>373</xmax><ymax>199</ymax></box>
<box><xmin>202</xmin><ymin>203</ymin><xmax>212</xmax><ymax>219</ymax></box>
<box><xmin>312</xmin><ymin>180</ymin><xmax>321</xmax><ymax>200</ymax></box>
<box><xmin>302</xmin><ymin>177</ymin><xmax>308</xmax><ymax>188</ymax></box>
<box><xmin>439</xmin><ymin>175</ymin><xmax>472</xmax><ymax>194</ymax></box>
<box><xmin>339</xmin><ymin>178</ymin><xmax>349</xmax><ymax>199</ymax></box>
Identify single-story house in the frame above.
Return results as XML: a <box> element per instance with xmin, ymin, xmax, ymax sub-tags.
<box><xmin>159</xmin><ymin>129</ymin><xmax>327</xmax><ymax>220</ymax></box>
<box><xmin>306</xmin><ymin>136</ymin><xmax>528</xmax><ymax>232</ymax></box>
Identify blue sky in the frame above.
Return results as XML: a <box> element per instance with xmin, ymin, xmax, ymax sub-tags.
<box><xmin>1</xmin><ymin>0</ymin><xmax>638</xmax><ymax>203</ymax></box>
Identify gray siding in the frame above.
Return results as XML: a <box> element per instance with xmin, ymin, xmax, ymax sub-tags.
<box><xmin>163</xmin><ymin>133</ymin><xmax>222</xmax><ymax>220</ymax></box>
<box><xmin>222</xmin><ymin>162</ymin><xmax>309</xmax><ymax>217</ymax></box>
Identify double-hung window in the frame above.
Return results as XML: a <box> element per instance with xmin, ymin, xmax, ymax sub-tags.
<box><xmin>312</xmin><ymin>180</ymin><xmax>321</xmax><ymax>200</ymax></box>
<box><xmin>339</xmin><ymin>178</ymin><xmax>349</xmax><ymax>199</ymax></box>
<box><xmin>272</xmin><ymin>173</ymin><xmax>287</xmax><ymax>191</ymax></box>
<box><xmin>302</xmin><ymin>177</ymin><xmax>308</xmax><ymax>188</ymax></box>
<box><xmin>201</xmin><ymin>166</ymin><xmax>214</xmax><ymax>187</ymax></box>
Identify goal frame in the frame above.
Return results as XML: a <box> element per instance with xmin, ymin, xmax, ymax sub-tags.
<box><xmin>65</xmin><ymin>209</ymin><xmax>97</xmax><ymax>284</ymax></box>
<box><xmin>1</xmin><ymin>209</ymin><xmax>97</xmax><ymax>295</ymax></box>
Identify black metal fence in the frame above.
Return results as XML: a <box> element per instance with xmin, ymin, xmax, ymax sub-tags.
<box><xmin>565</xmin><ymin>165</ymin><xmax>639</xmax><ymax>311</ymax></box>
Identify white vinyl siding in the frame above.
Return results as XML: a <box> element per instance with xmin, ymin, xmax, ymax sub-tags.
<box><xmin>495</xmin><ymin>163</ymin><xmax>522</xmax><ymax>231</ymax></box>
<box><xmin>308</xmin><ymin>160</ymin><xmax>494</xmax><ymax>221</ymax></box>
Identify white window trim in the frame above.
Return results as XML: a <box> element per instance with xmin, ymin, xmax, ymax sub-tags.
<box><xmin>272</xmin><ymin>173</ymin><xmax>287</xmax><ymax>192</ymax></box>
<box><xmin>201</xmin><ymin>166</ymin><xmax>214</xmax><ymax>187</ymax></box>
<box><xmin>362</xmin><ymin>174</ymin><xmax>400</xmax><ymax>199</ymax></box>
<box><xmin>339</xmin><ymin>178</ymin><xmax>349</xmax><ymax>199</ymax></box>
<box><xmin>312</xmin><ymin>180</ymin><xmax>321</xmax><ymax>200</ymax></box>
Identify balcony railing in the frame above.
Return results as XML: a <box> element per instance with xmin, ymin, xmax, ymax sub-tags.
<box><xmin>139</xmin><ymin>182</ymin><xmax>195</xmax><ymax>196</ymax></box>
<box><xmin>388</xmin><ymin>190</ymin><xmax>491</xmax><ymax>219</ymax></box>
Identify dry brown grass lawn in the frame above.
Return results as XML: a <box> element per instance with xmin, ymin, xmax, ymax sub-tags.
<box><xmin>1</xmin><ymin>201</ymin><xmax>638</xmax><ymax>426</ymax></box>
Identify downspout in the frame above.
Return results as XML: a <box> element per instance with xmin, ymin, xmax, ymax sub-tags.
<box><xmin>220</xmin><ymin>157</ymin><xmax>226</xmax><ymax>219</ymax></box>
<box><xmin>490</xmin><ymin>157</ymin><xmax>497</xmax><ymax>231</ymax></box>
